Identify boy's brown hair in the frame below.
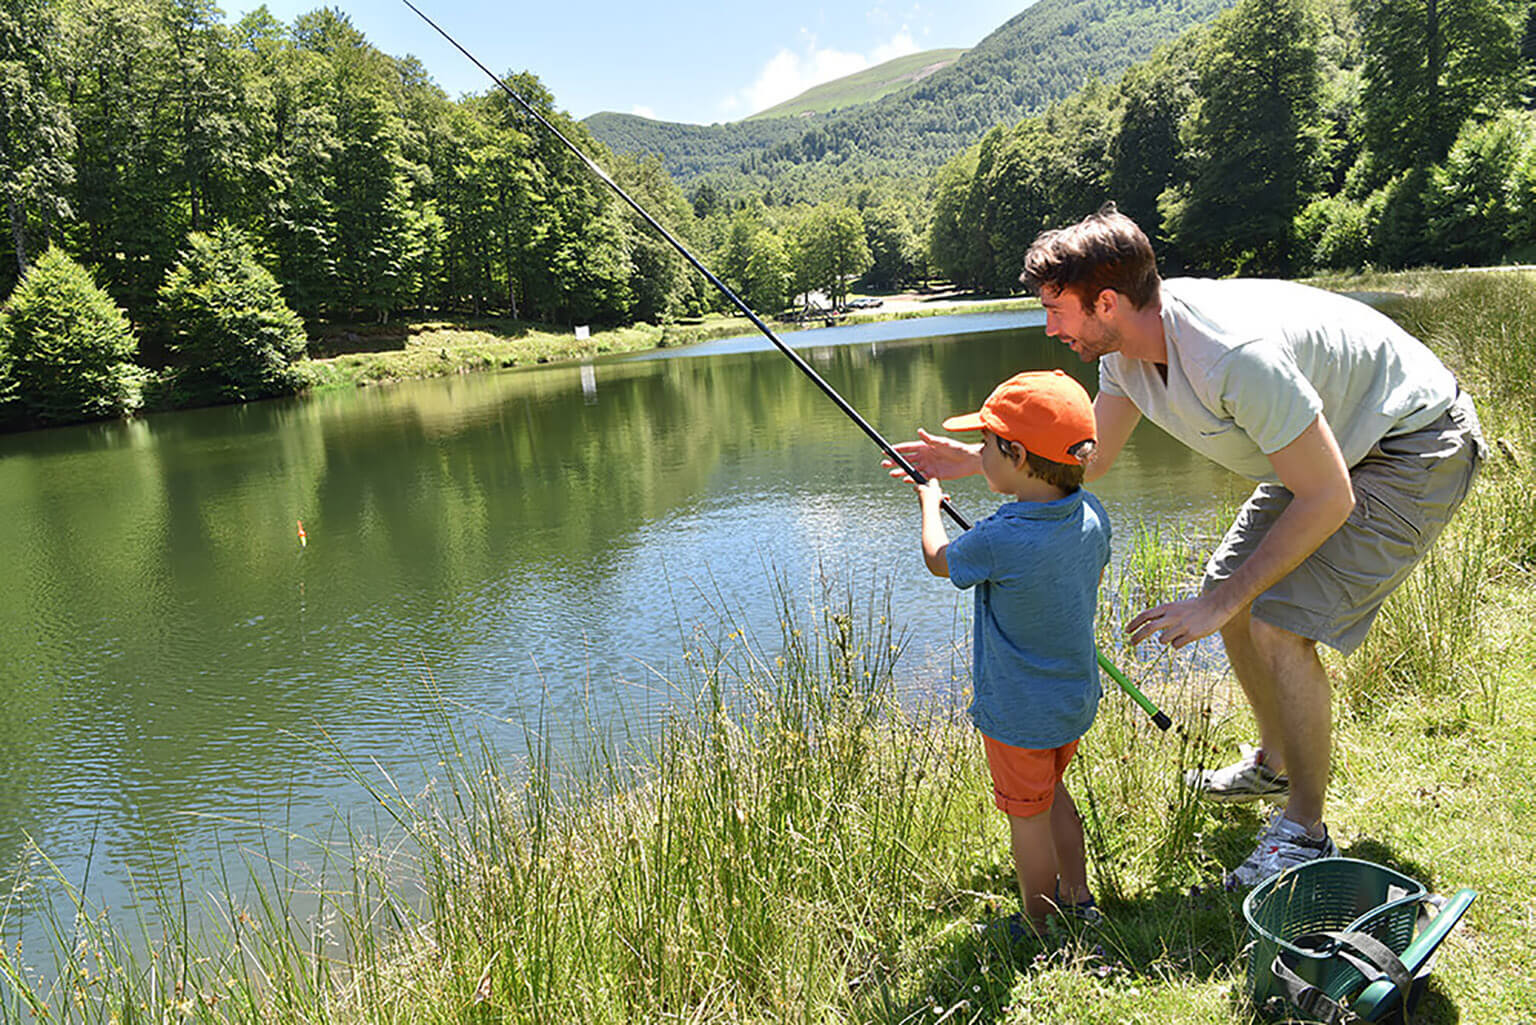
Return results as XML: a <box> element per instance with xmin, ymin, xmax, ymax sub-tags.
<box><xmin>996</xmin><ymin>436</ymin><xmax>1097</xmax><ymax>492</ymax></box>
<box><xmin>1020</xmin><ymin>202</ymin><xmax>1160</xmax><ymax>310</ymax></box>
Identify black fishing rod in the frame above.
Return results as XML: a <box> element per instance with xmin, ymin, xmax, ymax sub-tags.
<box><xmin>402</xmin><ymin>0</ymin><xmax>1171</xmax><ymax>732</ymax></box>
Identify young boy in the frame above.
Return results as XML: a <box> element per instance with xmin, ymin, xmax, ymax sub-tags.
<box><xmin>915</xmin><ymin>369</ymin><xmax>1111</xmax><ymax>933</ymax></box>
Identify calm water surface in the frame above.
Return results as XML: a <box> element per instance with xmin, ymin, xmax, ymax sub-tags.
<box><xmin>0</xmin><ymin>312</ymin><xmax>1241</xmax><ymax>947</ymax></box>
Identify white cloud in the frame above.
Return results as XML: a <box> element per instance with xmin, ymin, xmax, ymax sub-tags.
<box><xmin>871</xmin><ymin>30</ymin><xmax>919</xmax><ymax>65</ymax></box>
<box><xmin>630</xmin><ymin>104</ymin><xmax>657</xmax><ymax>120</ymax></box>
<box><xmin>722</xmin><ymin>29</ymin><xmax>921</xmax><ymax>117</ymax></box>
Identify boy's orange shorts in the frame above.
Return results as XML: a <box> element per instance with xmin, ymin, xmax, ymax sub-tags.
<box><xmin>982</xmin><ymin>733</ymin><xmax>1079</xmax><ymax>818</ymax></box>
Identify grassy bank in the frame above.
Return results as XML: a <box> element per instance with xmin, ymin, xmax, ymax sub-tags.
<box><xmin>294</xmin><ymin>295</ymin><xmax>1039</xmax><ymax>392</ymax></box>
<box><xmin>4</xmin><ymin>270</ymin><xmax>1533</xmax><ymax>1022</ymax></box>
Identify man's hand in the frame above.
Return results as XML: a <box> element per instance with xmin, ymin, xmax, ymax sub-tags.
<box><xmin>885</xmin><ymin>428</ymin><xmax>982</xmax><ymax>483</ymax></box>
<box><xmin>1126</xmin><ymin>594</ymin><xmax>1233</xmax><ymax>648</ymax></box>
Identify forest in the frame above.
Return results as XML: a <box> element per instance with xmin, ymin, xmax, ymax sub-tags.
<box><xmin>925</xmin><ymin>0</ymin><xmax>1536</xmax><ymax>290</ymax></box>
<box><xmin>4</xmin><ymin>0</ymin><xmax>1536</xmax><ymax>430</ymax></box>
<box><xmin>0</xmin><ymin>0</ymin><xmax>717</xmax><ymax>426</ymax></box>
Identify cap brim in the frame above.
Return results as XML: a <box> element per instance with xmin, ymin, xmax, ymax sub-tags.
<box><xmin>941</xmin><ymin>412</ymin><xmax>986</xmax><ymax>432</ymax></box>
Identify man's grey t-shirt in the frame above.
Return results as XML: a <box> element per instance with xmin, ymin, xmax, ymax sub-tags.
<box><xmin>1097</xmin><ymin>278</ymin><xmax>1457</xmax><ymax>481</ymax></box>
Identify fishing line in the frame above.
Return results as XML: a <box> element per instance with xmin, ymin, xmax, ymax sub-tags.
<box><xmin>401</xmin><ymin>0</ymin><xmax>1171</xmax><ymax>731</ymax></box>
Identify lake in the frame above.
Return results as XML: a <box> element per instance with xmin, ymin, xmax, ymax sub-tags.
<box><xmin>0</xmin><ymin>310</ymin><xmax>1241</xmax><ymax>951</ymax></box>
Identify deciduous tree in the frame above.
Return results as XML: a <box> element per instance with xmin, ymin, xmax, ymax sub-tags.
<box><xmin>1108</xmin><ymin>35</ymin><xmax>1200</xmax><ymax>243</ymax></box>
<box><xmin>1355</xmin><ymin>0</ymin><xmax>1525</xmax><ymax>178</ymax></box>
<box><xmin>0</xmin><ymin>0</ymin><xmax>74</xmax><ymax>290</ymax></box>
<box><xmin>797</xmin><ymin>204</ymin><xmax>871</xmax><ymax>309</ymax></box>
<box><xmin>860</xmin><ymin>202</ymin><xmax>919</xmax><ymax>290</ymax></box>
<box><xmin>742</xmin><ymin>228</ymin><xmax>791</xmax><ymax>313</ymax></box>
<box><xmin>1162</xmin><ymin>0</ymin><xmax>1326</xmax><ymax>273</ymax></box>
<box><xmin>1425</xmin><ymin>110</ymin><xmax>1533</xmax><ymax>264</ymax></box>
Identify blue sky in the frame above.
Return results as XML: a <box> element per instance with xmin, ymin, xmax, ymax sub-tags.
<box><xmin>225</xmin><ymin>0</ymin><xmax>1033</xmax><ymax>124</ymax></box>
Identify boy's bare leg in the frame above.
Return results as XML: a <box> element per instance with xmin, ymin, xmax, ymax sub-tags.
<box><xmin>1007</xmin><ymin>809</ymin><xmax>1058</xmax><ymax>929</ymax></box>
<box><xmin>1050</xmin><ymin>783</ymin><xmax>1091</xmax><ymax>905</ymax></box>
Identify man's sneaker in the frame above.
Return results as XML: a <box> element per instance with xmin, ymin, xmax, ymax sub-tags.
<box><xmin>1224</xmin><ymin>816</ymin><xmax>1338</xmax><ymax>889</ymax></box>
<box><xmin>1184</xmin><ymin>743</ymin><xmax>1289</xmax><ymax>804</ymax></box>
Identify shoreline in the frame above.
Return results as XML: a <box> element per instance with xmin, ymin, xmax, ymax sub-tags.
<box><xmin>297</xmin><ymin>291</ymin><xmax>1039</xmax><ymax>393</ymax></box>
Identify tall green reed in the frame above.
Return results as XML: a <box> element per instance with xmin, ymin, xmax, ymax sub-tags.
<box><xmin>1085</xmin><ymin>513</ymin><xmax>1233</xmax><ymax>898</ymax></box>
<box><xmin>348</xmin><ymin>573</ymin><xmax>997</xmax><ymax>1023</ymax></box>
<box><xmin>1340</xmin><ymin>498</ymin><xmax>1495</xmax><ymax>719</ymax></box>
<box><xmin>14</xmin><ymin>487</ymin><xmax>1512</xmax><ymax>1025</ymax></box>
<box><xmin>1332</xmin><ymin>270</ymin><xmax>1535</xmax><ymax>721</ymax></box>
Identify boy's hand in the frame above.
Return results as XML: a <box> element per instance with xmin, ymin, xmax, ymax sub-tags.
<box><xmin>886</xmin><ymin>429</ymin><xmax>983</xmax><ymax>483</ymax></box>
<box><xmin>916</xmin><ymin>476</ymin><xmax>952</xmax><ymax>577</ymax></box>
<box><xmin>915</xmin><ymin>477</ymin><xmax>948</xmax><ymax>507</ymax></box>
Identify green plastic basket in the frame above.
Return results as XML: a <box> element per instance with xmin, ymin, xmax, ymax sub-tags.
<box><xmin>1243</xmin><ymin>858</ymin><xmax>1425</xmax><ymax>1012</ymax></box>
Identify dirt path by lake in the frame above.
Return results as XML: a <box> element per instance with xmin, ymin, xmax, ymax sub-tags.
<box><xmin>872</xmin><ymin>287</ymin><xmax>1027</xmax><ymax>314</ymax></box>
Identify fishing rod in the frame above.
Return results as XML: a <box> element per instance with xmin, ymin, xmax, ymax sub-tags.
<box><xmin>400</xmin><ymin>0</ymin><xmax>964</xmax><ymax>526</ymax></box>
<box><xmin>402</xmin><ymin>0</ymin><xmax>1171</xmax><ymax>732</ymax></box>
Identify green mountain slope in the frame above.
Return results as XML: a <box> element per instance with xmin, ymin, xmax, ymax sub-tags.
<box><xmin>579</xmin><ymin>116</ymin><xmax>805</xmax><ymax>183</ymax></box>
<box><xmin>585</xmin><ymin>0</ymin><xmax>1237</xmax><ymax>190</ymax></box>
<box><xmin>746</xmin><ymin>48</ymin><xmax>966</xmax><ymax>121</ymax></box>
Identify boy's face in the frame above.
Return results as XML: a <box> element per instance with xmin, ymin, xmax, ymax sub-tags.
<box><xmin>979</xmin><ymin>429</ymin><xmax>1025</xmax><ymax>494</ymax></box>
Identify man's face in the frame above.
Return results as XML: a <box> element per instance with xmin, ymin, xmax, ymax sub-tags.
<box><xmin>1041</xmin><ymin>283</ymin><xmax>1119</xmax><ymax>362</ymax></box>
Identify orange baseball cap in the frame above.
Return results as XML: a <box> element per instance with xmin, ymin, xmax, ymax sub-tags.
<box><xmin>941</xmin><ymin>369</ymin><xmax>1096</xmax><ymax>464</ymax></box>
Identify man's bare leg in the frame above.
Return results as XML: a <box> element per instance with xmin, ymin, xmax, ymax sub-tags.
<box><xmin>1249</xmin><ymin>616</ymin><xmax>1331</xmax><ymax>830</ymax></box>
<box><xmin>1220</xmin><ymin>604</ymin><xmax>1287</xmax><ymax>773</ymax></box>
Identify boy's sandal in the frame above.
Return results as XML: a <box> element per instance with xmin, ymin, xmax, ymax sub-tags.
<box><xmin>975</xmin><ymin>912</ymin><xmax>1043</xmax><ymax>947</ymax></box>
<box><xmin>1054</xmin><ymin>882</ymin><xmax>1103</xmax><ymax>925</ymax></box>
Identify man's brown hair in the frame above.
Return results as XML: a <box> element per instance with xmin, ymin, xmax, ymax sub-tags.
<box><xmin>1020</xmin><ymin>202</ymin><xmax>1160</xmax><ymax>310</ymax></box>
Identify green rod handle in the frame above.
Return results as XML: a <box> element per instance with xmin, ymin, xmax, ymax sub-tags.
<box><xmin>1097</xmin><ymin>648</ymin><xmax>1172</xmax><ymax>730</ymax></box>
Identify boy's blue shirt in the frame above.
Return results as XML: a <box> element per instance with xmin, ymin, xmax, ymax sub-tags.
<box><xmin>946</xmin><ymin>489</ymin><xmax>1111</xmax><ymax>749</ymax></box>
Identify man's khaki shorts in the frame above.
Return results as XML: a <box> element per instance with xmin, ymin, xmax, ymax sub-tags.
<box><xmin>1202</xmin><ymin>391</ymin><xmax>1484</xmax><ymax>654</ymax></box>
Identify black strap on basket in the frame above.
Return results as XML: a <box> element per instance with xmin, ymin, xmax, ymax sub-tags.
<box><xmin>1269</xmin><ymin>930</ymin><xmax>1417</xmax><ymax>1024</ymax></box>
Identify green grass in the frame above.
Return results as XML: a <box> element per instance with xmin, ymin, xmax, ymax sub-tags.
<box><xmin>4</xmin><ymin>269</ymin><xmax>1535</xmax><ymax>1022</ymax></box>
<box><xmin>295</xmin><ymin>317</ymin><xmax>709</xmax><ymax>392</ymax></box>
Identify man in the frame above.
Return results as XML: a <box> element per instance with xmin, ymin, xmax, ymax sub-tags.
<box><xmin>891</xmin><ymin>203</ymin><xmax>1483</xmax><ymax>886</ymax></box>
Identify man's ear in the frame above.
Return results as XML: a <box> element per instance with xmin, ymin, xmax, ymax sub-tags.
<box><xmin>1094</xmin><ymin>288</ymin><xmax>1119</xmax><ymax>318</ymax></box>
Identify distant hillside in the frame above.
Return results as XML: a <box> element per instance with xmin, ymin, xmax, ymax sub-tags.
<box><xmin>746</xmin><ymin>48</ymin><xmax>965</xmax><ymax>121</ymax></box>
<box><xmin>585</xmin><ymin>0</ymin><xmax>1238</xmax><ymax>191</ymax></box>
<box><xmin>580</xmin><ymin>115</ymin><xmax>806</xmax><ymax>183</ymax></box>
